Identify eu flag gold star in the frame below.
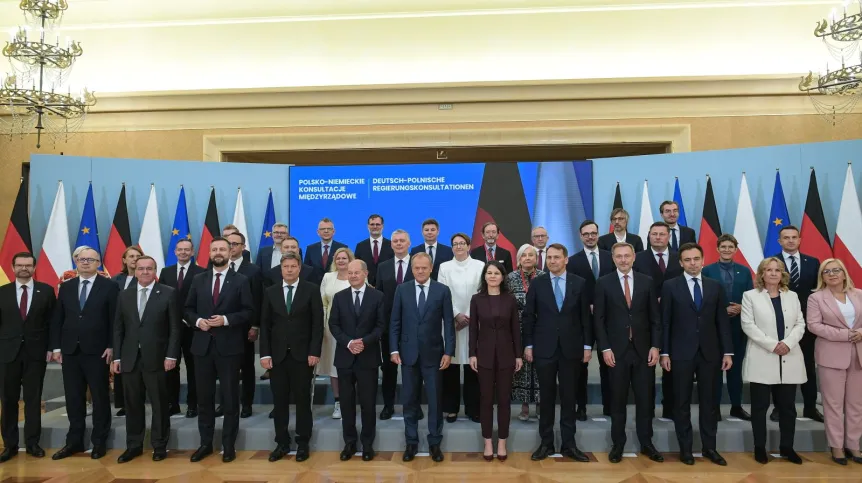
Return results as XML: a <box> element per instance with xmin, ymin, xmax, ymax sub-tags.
<box><xmin>772</xmin><ymin>218</ymin><xmax>783</xmax><ymax>227</ymax></box>
<box><xmin>186</xmin><ymin>233</ymin><xmax>192</xmax><ymax>239</ymax></box>
<box><xmin>264</xmin><ymin>231</ymin><xmax>271</xmax><ymax>238</ymax></box>
<box><xmin>172</xmin><ymin>228</ymin><xmax>179</xmax><ymax>236</ymax></box>
<box><xmin>81</xmin><ymin>226</ymin><xmax>90</xmax><ymax>234</ymax></box>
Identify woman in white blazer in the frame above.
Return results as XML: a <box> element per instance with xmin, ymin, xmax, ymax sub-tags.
<box><xmin>740</xmin><ymin>257</ymin><xmax>806</xmax><ymax>465</ymax></box>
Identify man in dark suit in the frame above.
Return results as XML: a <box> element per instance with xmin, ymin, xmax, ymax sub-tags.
<box><xmin>523</xmin><ymin>243</ymin><xmax>592</xmax><ymax>462</ymax></box>
<box><xmin>159</xmin><ymin>239</ymin><xmax>205</xmax><ymax>418</ymax></box>
<box><xmin>531</xmin><ymin>227</ymin><xmax>550</xmax><ymax>271</ymax></box>
<box><xmin>390</xmin><ymin>252</ymin><xmax>455</xmax><ymax>463</ymax></box>
<box><xmin>184</xmin><ymin>237</ymin><xmax>254</xmax><ymax>463</ymax></box>
<box><xmin>772</xmin><ymin>225</ymin><xmax>823</xmax><ymax>422</ymax></box>
<box><xmin>112</xmin><ymin>256</ymin><xmax>181</xmax><ymax>463</ymax></box>
<box><xmin>222</xmin><ymin>225</ymin><xmax>250</xmax><ymax>264</ymax></box>
<box><xmin>329</xmin><ymin>259</ymin><xmax>385</xmax><ymax>461</ymax></box>
<box><xmin>598</xmin><ymin>208</ymin><xmax>645</xmax><ymax>253</ymax></box>
<box><xmin>702</xmin><ymin>234</ymin><xmax>753</xmax><ymax>421</ymax></box>
<box><xmin>0</xmin><ymin>253</ymin><xmax>55</xmax><ymax>461</ymax></box>
<box><xmin>304</xmin><ymin>218</ymin><xmax>348</xmax><ymax>285</ymax></box>
<box><xmin>50</xmin><ymin>247</ymin><xmax>119</xmax><ymax>461</ymax></box>
<box><xmin>594</xmin><ymin>243</ymin><xmax>663</xmax><ymax>464</ymax></box>
<box><xmin>410</xmin><ymin>219</ymin><xmax>453</xmax><ymax>281</ymax></box>
<box><xmin>654</xmin><ymin>201</ymin><xmax>696</xmax><ymax>251</ymax></box>
<box><xmin>264</xmin><ymin>237</ymin><xmax>314</xmax><ymax>287</ymax></box>
<box><xmin>354</xmin><ymin>214</ymin><xmax>393</xmax><ymax>287</ymax></box>
<box><xmin>255</xmin><ymin>222</ymin><xmax>289</xmax><ymax>270</ymax></box>
<box><xmin>470</xmin><ymin>221</ymin><xmax>514</xmax><ymax>273</ymax></box>
<box><xmin>260</xmin><ymin>251</ymin><xmax>323</xmax><ymax>462</ymax></box>
<box><xmin>567</xmin><ymin>220</ymin><xmax>615</xmax><ymax>420</ymax></box>
<box><xmin>660</xmin><ymin>243</ymin><xmax>733</xmax><ymax>466</ymax></box>
<box><xmin>226</xmin><ymin>231</ymin><xmax>263</xmax><ymax>419</ymax></box>
<box><xmin>633</xmin><ymin>221</ymin><xmax>682</xmax><ymax>419</ymax></box>
<box><xmin>377</xmin><ymin>229</ymin><xmax>414</xmax><ymax>419</ymax></box>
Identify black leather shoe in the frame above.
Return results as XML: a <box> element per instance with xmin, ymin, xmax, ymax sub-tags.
<box><xmin>603</xmin><ymin>407</ymin><xmax>612</xmax><ymax>417</ymax></box>
<box><xmin>0</xmin><ymin>447</ymin><xmax>17</xmax><ymax>462</ymax></box>
<box><xmin>403</xmin><ymin>444</ymin><xmax>418</xmax><ymax>462</ymax></box>
<box><xmin>340</xmin><ymin>443</ymin><xmax>356</xmax><ymax>461</ymax></box>
<box><xmin>608</xmin><ymin>445</ymin><xmax>623</xmax><ymax>463</ymax></box>
<box><xmin>362</xmin><ymin>449</ymin><xmax>375</xmax><ymax>461</ymax></box>
<box><xmin>268</xmin><ymin>444</ymin><xmax>289</xmax><ymax>462</ymax></box>
<box><xmin>152</xmin><ymin>448</ymin><xmax>167</xmax><ymax>461</ymax></box>
<box><xmin>845</xmin><ymin>448</ymin><xmax>862</xmax><ymax>464</ymax></box>
<box><xmin>169</xmin><ymin>404</ymin><xmax>181</xmax><ymax>416</ymax></box>
<box><xmin>190</xmin><ymin>445</ymin><xmax>213</xmax><ymax>462</ymax></box>
<box><xmin>240</xmin><ymin>406</ymin><xmax>252</xmax><ymax>419</ymax></box>
<box><xmin>117</xmin><ymin>447</ymin><xmax>142</xmax><ymax>464</ymax></box>
<box><xmin>380</xmin><ymin>406</ymin><xmax>394</xmax><ymax>420</ymax></box>
<box><xmin>832</xmin><ymin>454</ymin><xmax>848</xmax><ymax>465</ymax></box>
<box><xmin>754</xmin><ymin>446</ymin><xmax>768</xmax><ymax>464</ymax></box>
<box><xmin>680</xmin><ymin>452</ymin><xmax>695</xmax><ymax>465</ymax></box>
<box><xmin>531</xmin><ymin>445</ymin><xmax>554</xmax><ymax>461</ymax></box>
<box><xmin>561</xmin><ymin>446</ymin><xmax>590</xmax><ymax>462</ymax></box>
<box><xmin>803</xmin><ymin>407</ymin><xmax>824</xmax><ymax>423</ymax></box>
<box><xmin>703</xmin><ymin>449</ymin><xmax>727</xmax><ymax>466</ymax></box>
<box><xmin>260</xmin><ymin>369</ymin><xmax>271</xmax><ymax>380</ymax></box>
<box><xmin>222</xmin><ymin>448</ymin><xmax>236</xmax><ymax>463</ymax></box>
<box><xmin>780</xmin><ymin>447</ymin><xmax>802</xmax><ymax>464</ymax></box>
<box><xmin>576</xmin><ymin>407</ymin><xmax>587</xmax><ymax>421</ymax></box>
<box><xmin>186</xmin><ymin>408</ymin><xmax>198</xmax><ymax>418</ymax></box>
<box><xmin>214</xmin><ymin>406</ymin><xmax>224</xmax><ymax>417</ymax></box>
<box><xmin>445</xmin><ymin>414</ymin><xmax>458</xmax><ymax>423</ymax></box>
<box><xmin>295</xmin><ymin>445</ymin><xmax>310</xmax><ymax>462</ymax></box>
<box><xmin>25</xmin><ymin>444</ymin><xmax>44</xmax><ymax>458</ymax></box>
<box><xmin>269</xmin><ymin>410</ymin><xmax>274</xmax><ymax>419</ymax></box>
<box><xmin>770</xmin><ymin>409</ymin><xmax>780</xmax><ymax>422</ymax></box>
<box><xmin>51</xmin><ymin>445</ymin><xmax>83</xmax><ymax>460</ymax></box>
<box><xmin>641</xmin><ymin>444</ymin><xmax>664</xmax><ymax>462</ymax></box>
<box><xmin>429</xmin><ymin>444</ymin><xmax>444</xmax><ymax>462</ymax></box>
<box><xmin>730</xmin><ymin>406</ymin><xmax>751</xmax><ymax>421</ymax></box>
<box><xmin>469</xmin><ymin>415</ymin><xmax>480</xmax><ymax>423</ymax></box>
<box><xmin>90</xmin><ymin>445</ymin><xmax>106</xmax><ymax>460</ymax></box>
<box><xmin>116</xmin><ymin>408</ymin><xmax>126</xmax><ymax>417</ymax></box>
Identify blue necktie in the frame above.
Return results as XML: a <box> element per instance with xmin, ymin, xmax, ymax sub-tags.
<box><xmin>418</xmin><ymin>285</ymin><xmax>426</xmax><ymax>315</ymax></box>
<box><xmin>693</xmin><ymin>277</ymin><xmax>703</xmax><ymax>310</ymax></box>
<box><xmin>671</xmin><ymin>228</ymin><xmax>679</xmax><ymax>251</ymax></box>
<box><xmin>553</xmin><ymin>276</ymin><xmax>564</xmax><ymax>311</ymax></box>
<box><xmin>590</xmin><ymin>252</ymin><xmax>599</xmax><ymax>279</ymax></box>
<box><xmin>79</xmin><ymin>280</ymin><xmax>89</xmax><ymax>310</ymax></box>
<box><xmin>789</xmin><ymin>255</ymin><xmax>800</xmax><ymax>286</ymax></box>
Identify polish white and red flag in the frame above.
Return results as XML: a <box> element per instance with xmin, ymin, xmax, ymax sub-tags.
<box><xmin>732</xmin><ymin>173</ymin><xmax>763</xmax><ymax>279</ymax></box>
<box><xmin>834</xmin><ymin>164</ymin><xmax>862</xmax><ymax>285</ymax></box>
<box><xmin>34</xmin><ymin>181</ymin><xmax>73</xmax><ymax>292</ymax></box>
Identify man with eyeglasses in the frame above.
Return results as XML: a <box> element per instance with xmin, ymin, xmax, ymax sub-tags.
<box><xmin>567</xmin><ymin>220</ymin><xmax>615</xmax><ymax>420</ymax></box>
<box><xmin>354</xmin><ymin>214</ymin><xmax>393</xmax><ymax>287</ymax></box>
<box><xmin>599</xmin><ymin>208</ymin><xmax>645</xmax><ymax>253</ymax></box>
<box><xmin>304</xmin><ymin>218</ymin><xmax>348</xmax><ymax>286</ymax></box>
<box><xmin>256</xmin><ymin>222</ymin><xmax>291</xmax><ymax>270</ymax></box>
<box><xmin>0</xmin><ymin>253</ymin><xmax>56</xmax><ymax>462</ymax></box>
<box><xmin>51</xmin><ymin>247</ymin><xmax>120</xmax><ymax>461</ymax></box>
<box><xmin>531</xmin><ymin>227</ymin><xmax>549</xmax><ymax>271</ymax></box>
<box><xmin>222</xmin><ymin>225</ymin><xmax>250</xmax><ymax>264</ymax></box>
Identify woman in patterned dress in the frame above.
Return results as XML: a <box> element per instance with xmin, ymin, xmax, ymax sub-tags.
<box><xmin>507</xmin><ymin>244</ymin><xmax>544</xmax><ymax>420</ymax></box>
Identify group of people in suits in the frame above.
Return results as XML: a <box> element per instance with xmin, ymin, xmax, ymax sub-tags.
<box><xmin>5</xmin><ymin>196</ymin><xmax>862</xmax><ymax>468</ymax></box>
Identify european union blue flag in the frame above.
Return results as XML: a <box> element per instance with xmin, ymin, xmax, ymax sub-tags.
<box><xmin>258</xmin><ymin>190</ymin><xmax>277</xmax><ymax>254</ymax></box>
<box><xmin>673</xmin><ymin>178</ymin><xmax>688</xmax><ymax>227</ymax></box>
<box><xmin>74</xmin><ymin>183</ymin><xmax>102</xmax><ymax>269</ymax></box>
<box><xmin>764</xmin><ymin>171</ymin><xmax>790</xmax><ymax>257</ymax></box>
<box><xmin>166</xmin><ymin>187</ymin><xmax>193</xmax><ymax>266</ymax></box>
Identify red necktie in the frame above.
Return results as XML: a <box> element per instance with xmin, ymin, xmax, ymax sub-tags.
<box><xmin>177</xmin><ymin>266</ymin><xmax>185</xmax><ymax>291</ymax></box>
<box><xmin>396</xmin><ymin>260</ymin><xmax>404</xmax><ymax>285</ymax></box>
<box><xmin>373</xmin><ymin>240</ymin><xmax>379</xmax><ymax>264</ymax></box>
<box><xmin>487</xmin><ymin>247</ymin><xmax>494</xmax><ymax>261</ymax></box>
<box><xmin>19</xmin><ymin>285</ymin><xmax>28</xmax><ymax>320</ymax></box>
<box><xmin>212</xmin><ymin>272</ymin><xmax>221</xmax><ymax>306</ymax></box>
<box><xmin>322</xmin><ymin>245</ymin><xmax>330</xmax><ymax>270</ymax></box>
<box><xmin>657</xmin><ymin>253</ymin><xmax>666</xmax><ymax>274</ymax></box>
<box><xmin>537</xmin><ymin>249</ymin><xmax>544</xmax><ymax>271</ymax></box>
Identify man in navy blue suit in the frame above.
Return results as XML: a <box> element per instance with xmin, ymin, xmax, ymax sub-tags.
<box><xmin>255</xmin><ymin>222</ymin><xmax>289</xmax><ymax>270</ymax></box>
<box><xmin>410</xmin><ymin>219</ymin><xmax>453</xmax><ymax>280</ymax></box>
<box><xmin>303</xmin><ymin>218</ymin><xmax>347</xmax><ymax>285</ymax></box>
<box><xmin>354</xmin><ymin>214</ymin><xmax>393</xmax><ymax>287</ymax></box>
<box><xmin>389</xmin><ymin>252</ymin><xmax>454</xmax><ymax>463</ymax></box>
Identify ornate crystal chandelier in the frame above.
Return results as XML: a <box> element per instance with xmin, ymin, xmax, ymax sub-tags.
<box><xmin>1</xmin><ymin>0</ymin><xmax>96</xmax><ymax>148</ymax></box>
<box><xmin>799</xmin><ymin>1</ymin><xmax>862</xmax><ymax>125</ymax></box>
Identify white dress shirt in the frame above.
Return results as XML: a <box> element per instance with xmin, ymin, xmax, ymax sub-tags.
<box><xmin>196</xmin><ymin>267</ymin><xmax>230</xmax><ymax>328</ymax></box>
<box><xmin>652</xmin><ymin>248</ymin><xmax>669</xmax><ymax>266</ymax></box>
<box><xmin>260</xmin><ymin>279</ymin><xmax>299</xmax><ymax>361</ymax></box>
<box><xmin>425</xmin><ymin>241</ymin><xmax>438</xmax><ymax>263</ymax></box>
<box><xmin>177</xmin><ymin>261</ymin><xmax>192</xmax><ymax>275</ymax></box>
<box><xmin>782</xmin><ymin>251</ymin><xmax>799</xmax><ymax>270</ymax></box>
<box><xmin>369</xmin><ymin>236</ymin><xmax>383</xmax><ymax>250</ymax></box>
<box><xmin>269</xmin><ymin>247</ymin><xmax>282</xmax><ymax>269</ymax></box>
<box><xmin>15</xmin><ymin>280</ymin><xmax>33</xmax><ymax>315</ymax></box>
<box><xmin>615</xmin><ymin>232</ymin><xmax>627</xmax><ymax>243</ymax></box>
<box><xmin>393</xmin><ymin>255</ymin><xmax>409</xmax><ymax>277</ymax></box>
<box><xmin>320</xmin><ymin>240</ymin><xmax>332</xmax><ymax>255</ymax></box>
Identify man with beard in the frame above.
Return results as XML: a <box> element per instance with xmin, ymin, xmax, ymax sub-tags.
<box><xmin>184</xmin><ymin>238</ymin><xmax>253</xmax><ymax>463</ymax></box>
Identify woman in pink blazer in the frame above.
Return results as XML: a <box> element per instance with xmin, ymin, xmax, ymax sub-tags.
<box><xmin>807</xmin><ymin>258</ymin><xmax>862</xmax><ymax>465</ymax></box>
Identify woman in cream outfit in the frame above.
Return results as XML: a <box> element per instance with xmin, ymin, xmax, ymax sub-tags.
<box><xmin>740</xmin><ymin>257</ymin><xmax>806</xmax><ymax>465</ymax></box>
<box><xmin>437</xmin><ymin>233</ymin><xmax>486</xmax><ymax>423</ymax></box>
<box><xmin>320</xmin><ymin>247</ymin><xmax>355</xmax><ymax>419</ymax></box>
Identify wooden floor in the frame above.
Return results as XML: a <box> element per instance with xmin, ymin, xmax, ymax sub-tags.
<box><xmin>2</xmin><ymin>404</ymin><xmax>861</xmax><ymax>482</ymax></box>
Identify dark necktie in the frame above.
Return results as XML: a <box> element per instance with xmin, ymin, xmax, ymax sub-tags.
<box><xmin>322</xmin><ymin>244</ymin><xmax>330</xmax><ymax>269</ymax></box>
<box><xmin>177</xmin><ymin>266</ymin><xmax>185</xmax><ymax>291</ymax></box>
<box><xmin>19</xmin><ymin>285</ymin><xmax>28</xmax><ymax>320</ymax></box>
<box><xmin>212</xmin><ymin>272</ymin><xmax>221</xmax><ymax>306</ymax></box>
<box><xmin>354</xmin><ymin>290</ymin><xmax>362</xmax><ymax>315</ymax></box>
<box><xmin>417</xmin><ymin>285</ymin><xmax>426</xmax><ymax>315</ymax></box>
<box><xmin>671</xmin><ymin>228</ymin><xmax>679</xmax><ymax>251</ymax></box>
<box><xmin>590</xmin><ymin>251</ymin><xmax>599</xmax><ymax>279</ymax></box>
<box><xmin>230</xmin><ymin>261</ymin><xmax>236</xmax><ymax>273</ymax></box>
<box><xmin>657</xmin><ymin>252</ymin><xmax>666</xmax><ymax>274</ymax></box>
<box><xmin>427</xmin><ymin>245</ymin><xmax>434</xmax><ymax>262</ymax></box>
<box><xmin>537</xmin><ymin>249</ymin><xmax>543</xmax><ymax>271</ymax></box>
<box><xmin>790</xmin><ymin>255</ymin><xmax>800</xmax><ymax>286</ymax></box>
<box><xmin>285</xmin><ymin>285</ymin><xmax>293</xmax><ymax>313</ymax></box>
<box><xmin>79</xmin><ymin>280</ymin><xmax>89</xmax><ymax>310</ymax></box>
<box><xmin>396</xmin><ymin>260</ymin><xmax>404</xmax><ymax>285</ymax></box>
<box><xmin>693</xmin><ymin>277</ymin><xmax>703</xmax><ymax>310</ymax></box>
<box><xmin>373</xmin><ymin>240</ymin><xmax>379</xmax><ymax>264</ymax></box>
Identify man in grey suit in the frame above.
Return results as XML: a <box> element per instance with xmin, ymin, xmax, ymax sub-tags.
<box><xmin>389</xmin><ymin>253</ymin><xmax>455</xmax><ymax>463</ymax></box>
<box><xmin>112</xmin><ymin>256</ymin><xmax>181</xmax><ymax>463</ymax></box>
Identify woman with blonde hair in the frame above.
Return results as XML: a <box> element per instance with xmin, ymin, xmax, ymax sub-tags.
<box><xmin>740</xmin><ymin>257</ymin><xmax>806</xmax><ymax>465</ymax></box>
<box><xmin>807</xmin><ymin>258</ymin><xmax>862</xmax><ymax>465</ymax></box>
<box><xmin>508</xmin><ymin>243</ymin><xmax>544</xmax><ymax>420</ymax></box>
<box><xmin>320</xmin><ymin>247</ymin><xmax>355</xmax><ymax>419</ymax></box>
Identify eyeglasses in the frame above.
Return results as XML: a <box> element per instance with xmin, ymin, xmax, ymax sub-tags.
<box><xmin>822</xmin><ymin>268</ymin><xmax>845</xmax><ymax>275</ymax></box>
<box><xmin>452</xmin><ymin>242</ymin><xmax>468</xmax><ymax>247</ymax></box>
<box><xmin>77</xmin><ymin>258</ymin><xmax>98</xmax><ymax>264</ymax></box>
<box><xmin>581</xmin><ymin>232</ymin><xmax>599</xmax><ymax>237</ymax></box>
<box><xmin>228</xmin><ymin>242</ymin><xmax>243</xmax><ymax>247</ymax></box>
<box><xmin>611</xmin><ymin>216</ymin><xmax>627</xmax><ymax>222</ymax></box>
<box><xmin>318</xmin><ymin>227</ymin><xmax>333</xmax><ymax>232</ymax></box>
<box><xmin>532</xmin><ymin>234</ymin><xmax>548</xmax><ymax>238</ymax></box>
<box><xmin>272</xmin><ymin>231</ymin><xmax>288</xmax><ymax>236</ymax></box>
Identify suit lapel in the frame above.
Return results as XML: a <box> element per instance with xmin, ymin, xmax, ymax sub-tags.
<box><xmin>215</xmin><ymin>270</ymin><xmax>234</xmax><ymax>311</ymax></box>
<box><xmin>821</xmin><ymin>291</ymin><xmax>847</xmax><ymax>326</ymax></box>
<box><xmin>82</xmin><ymin>277</ymin><xmax>102</xmax><ymax>310</ymax></box>
<box><xmin>139</xmin><ymin>286</ymin><xmax>161</xmax><ymax>325</ymax></box>
<box><xmin>849</xmin><ymin>290</ymin><xmax>862</xmax><ymax>329</ymax></box>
